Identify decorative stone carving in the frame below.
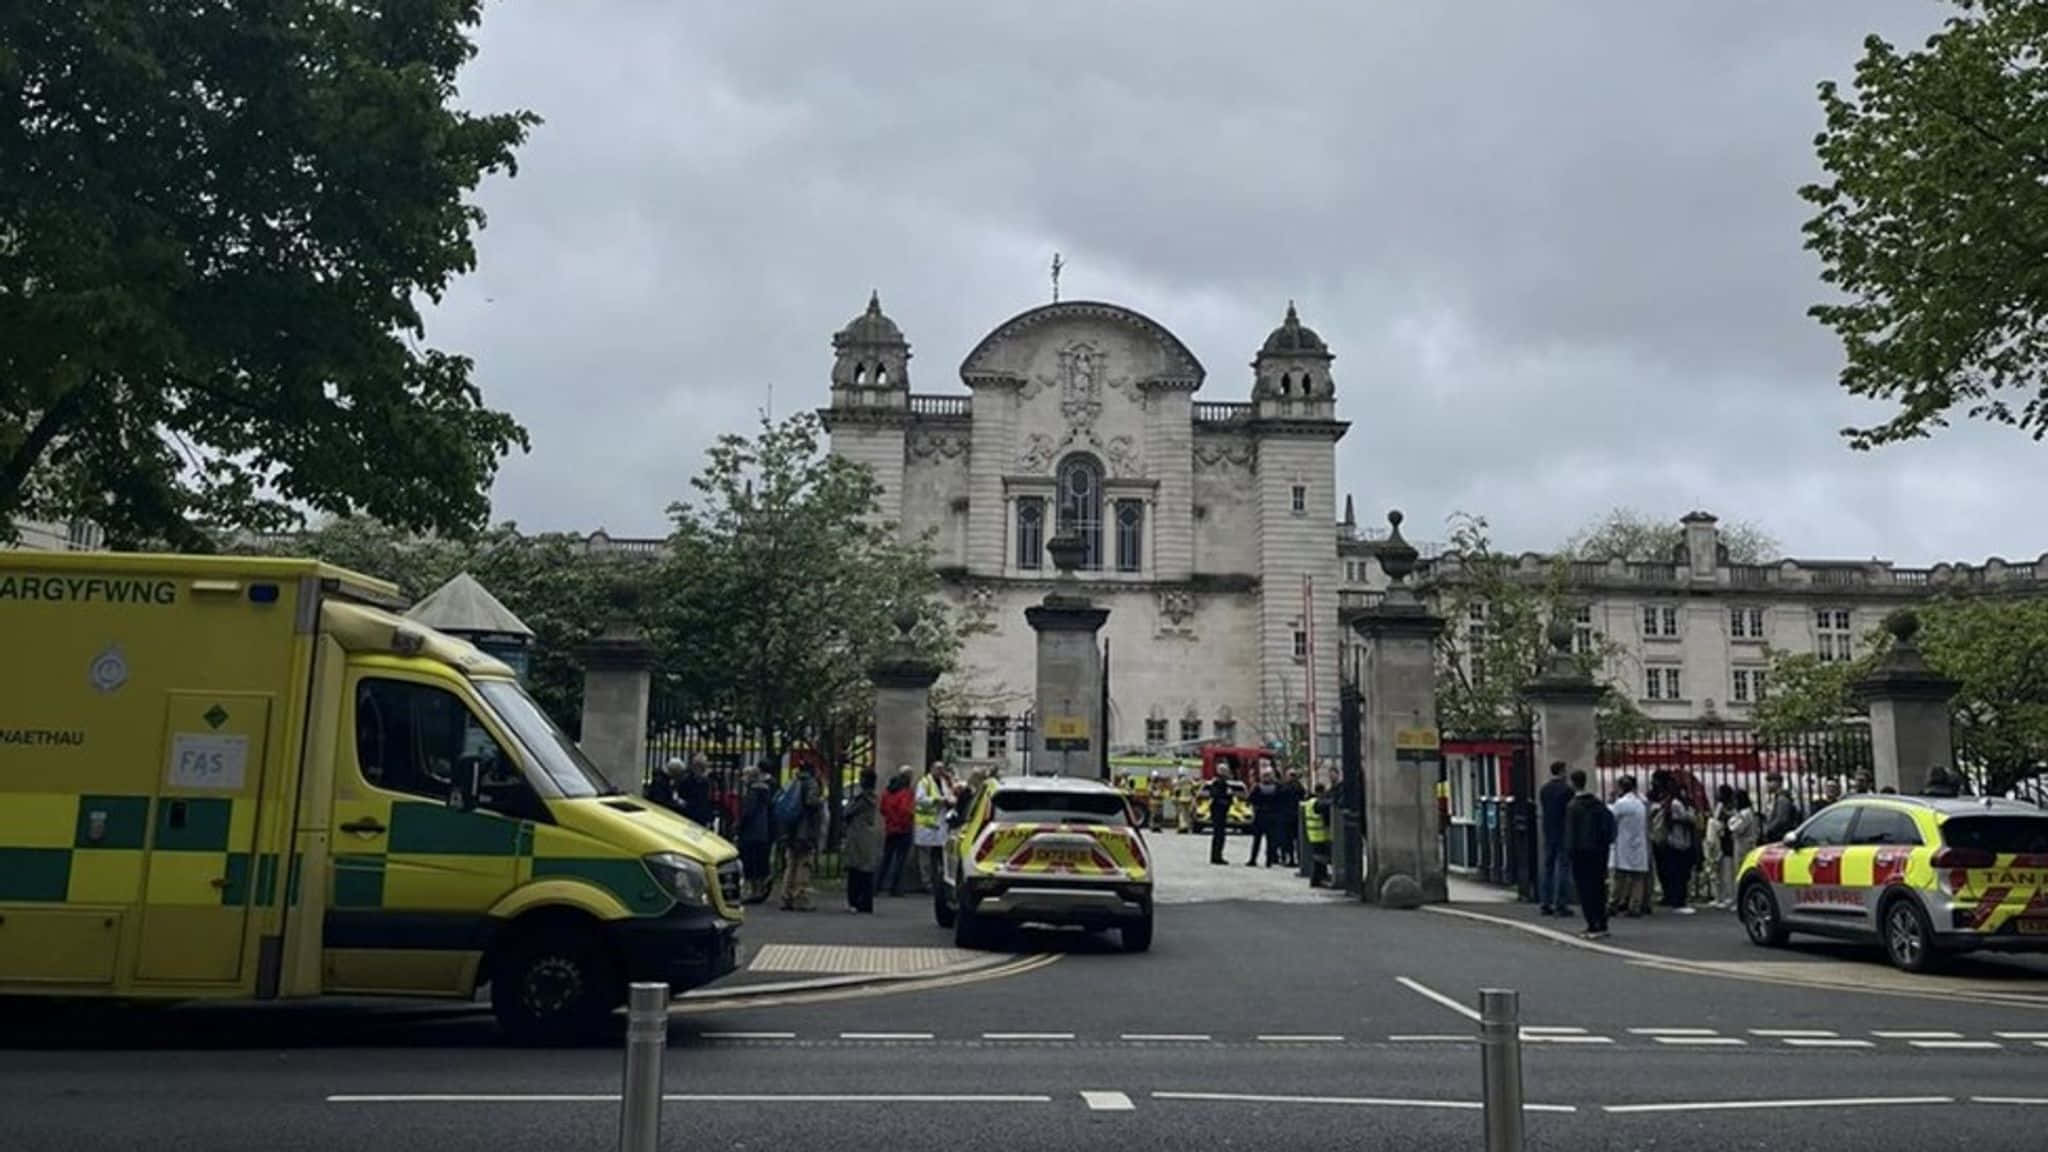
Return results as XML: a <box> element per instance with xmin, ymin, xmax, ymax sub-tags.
<box><xmin>1105</xmin><ymin>434</ymin><xmax>1140</xmax><ymax>478</ymax></box>
<box><xmin>1156</xmin><ymin>589</ymin><xmax>1197</xmax><ymax>640</ymax></box>
<box><xmin>909</xmin><ymin>428</ymin><xmax>968</xmax><ymax>460</ymax></box>
<box><xmin>1056</xmin><ymin>341</ymin><xmax>1104</xmax><ymax>428</ymax></box>
<box><xmin>1193</xmin><ymin>439</ymin><xmax>1255</xmax><ymax>471</ymax></box>
<box><xmin>1017</xmin><ymin>433</ymin><xmax>1057</xmax><ymax>474</ymax></box>
<box><xmin>960</xmin><ymin>584</ymin><xmax>999</xmax><ymax>635</ymax></box>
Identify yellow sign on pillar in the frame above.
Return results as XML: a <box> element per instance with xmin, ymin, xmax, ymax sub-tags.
<box><xmin>1394</xmin><ymin>726</ymin><xmax>1440</xmax><ymax>762</ymax></box>
<box><xmin>1044</xmin><ymin>714</ymin><xmax>1090</xmax><ymax>751</ymax></box>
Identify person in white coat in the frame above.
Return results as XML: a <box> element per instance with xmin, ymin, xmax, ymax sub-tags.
<box><xmin>1609</xmin><ymin>775</ymin><xmax>1652</xmax><ymax>917</ymax></box>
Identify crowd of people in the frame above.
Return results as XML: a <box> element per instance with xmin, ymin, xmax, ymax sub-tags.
<box><xmin>1538</xmin><ymin>759</ymin><xmax>1883</xmax><ymax>940</ymax></box>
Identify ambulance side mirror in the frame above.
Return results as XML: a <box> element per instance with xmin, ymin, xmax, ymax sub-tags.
<box><xmin>1780</xmin><ymin>831</ymin><xmax>1801</xmax><ymax>848</ymax></box>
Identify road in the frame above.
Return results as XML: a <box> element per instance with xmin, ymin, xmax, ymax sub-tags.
<box><xmin>7</xmin><ymin>833</ymin><xmax>2048</xmax><ymax>1150</ymax></box>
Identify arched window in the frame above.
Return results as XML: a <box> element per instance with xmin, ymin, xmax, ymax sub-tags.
<box><xmin>875</xmin><ymin>362</ymin><xmax>889</xmax><ymax>386</ymax></box>
<box><xmin>1299</xmin><ymin>371</ymin><xmax>1313</xmax><ymax>393</ymax></box>
<box><xmin>1279</xmin><ymin>372</ymin><xmax>1293</xmax><ymax>396</ymax></box>
<box><xmin>1057</xmin><ymin>454</ymin><xmax>1103</xmax><ymax>570</ymax></box>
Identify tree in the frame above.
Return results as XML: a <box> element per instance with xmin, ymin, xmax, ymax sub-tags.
<box><xmin>1563</xmin><ymin>507</ymin><xmax>1779</xmax><ymax>564</ymax></box>
<box><xmin>1432</xmin><ymin>513</ymin><xmax>1650</xmax><ymax>736</ymax></box>
<box><xmin>238</xmin><ymin>518</ymin><xmax>630</xmax><ymax>729</ymax></box>
<box><xmin>1</xmin><ymin>2</ymin><xmax>537</xmax><ymax>548</ymax></box>
<box><xmin>653</xmin><ymin>413</ymin><xmax>955</xmax><ymax>780</ymax></box>
<box><xmin>1755</xmin><ymin>598</ymin><xmax>2048</xmax><ymax>795</ymax></box>
<box><xmin>1802</xmin><ymin>0</ymin><xmax>2048</xmax><ymax>447</ymax></box>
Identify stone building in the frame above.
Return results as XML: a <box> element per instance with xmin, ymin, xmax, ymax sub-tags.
<box><xmin>820</xmin><ymin>294</ymin><xmax>1350</xmax><ymax>769</ymax></box>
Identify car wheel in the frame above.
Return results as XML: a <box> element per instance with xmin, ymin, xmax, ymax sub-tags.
<box><xmin>1882</xmin><ymin>895</ymin><xmax>1940</xmax><ymax>974</ymax></box>
<box><xmin>1738</xmin><ymin>881</ymin><xmax>1788</xmax><ymax>948</ymax></box>
<box><xmin>933</xmin><ymin>878</ymin><xmax>956</xmax><ymax>929</ymax></box>
<box><xmin>490</xmin><ymin>926</ymin><xmax>617</xmax><ymax>1043</ymax></box>
<box><xmin>1122</xmin><ymin>910</ymin><xmax>1154</xmax><ymax>953</ymax></box>
<box><xmin>954</xmin><ymin>894</ymin><xmax>996</xmax><ymax>951</ymax></box>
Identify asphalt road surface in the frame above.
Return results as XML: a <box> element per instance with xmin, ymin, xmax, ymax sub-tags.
<box><xmin>8</xmin><ymin>834</ymin><xmax>2048</xmax><ymax>1151</ymax></box>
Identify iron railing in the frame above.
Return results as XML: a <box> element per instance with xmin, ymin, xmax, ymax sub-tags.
<box><xmin>1595</xmin><ymin>724</ymin><xmax>1873</xmax><ymax>811</ymax></box>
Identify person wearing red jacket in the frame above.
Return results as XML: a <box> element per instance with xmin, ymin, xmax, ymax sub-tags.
<box><xmin>878</xmin><ymin>768</ymin><xmax>917</xmax><ymax>897</ymax></box>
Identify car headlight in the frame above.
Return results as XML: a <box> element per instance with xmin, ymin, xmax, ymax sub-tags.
<box><xmin>643</xmin><ymin>852</ymin><xmax>711</xmax><ymax>907</ymax></box>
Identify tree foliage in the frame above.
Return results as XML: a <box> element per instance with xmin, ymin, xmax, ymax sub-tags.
<box><xmin>1563</xmin><ymin>507</ymin><xmax>1779</xmax><ymax>564</ymax></box>
<box><xmin>653</xmin><ymin>413</ymin><xmax>955</xmax><ymax>765</ymax></box>
<box><xmin>1756</xmin><ymin>597</ymin><xmax>2048</xmax><ymax>794</ymax></box>
<box><xmin>1802</xmin><ymin>0</ymin><xmax>2048</xmax><ymax>446</ymax></box>
<box><xmin>1432</xmin><ymin>513</ymin><xmax>1650</xmax><ymax>737</ymax></box>
<box><xmin>238</xmin><ymin>518</ymin><xmax>628</xmax><ymax>731</ymax></box>
<box><xmin>1</xmin><ymin>1</ymin><xmax>536</xmax><ymax>548</ymax></box>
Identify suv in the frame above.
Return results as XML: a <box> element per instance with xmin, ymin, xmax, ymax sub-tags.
<box><xmin>1736</xmin><ymin>793</ymin><xmax>2048</xmax><ymax>972</ymax></box>
<box><xmin>933</xmin><ymin>775</ymin><xmax>1154</xmax><ymax>952</ymax></box>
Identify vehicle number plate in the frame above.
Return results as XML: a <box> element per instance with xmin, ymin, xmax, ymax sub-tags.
<box><xmin>1036</xmin><ymin>846</ymin><xmax>1089</xmax><ymax>867</ymax></box>
<box><xmin>2014</xmin><ymin>918</ymin><xmax>2048</xmax><ymax>936</ymax></box>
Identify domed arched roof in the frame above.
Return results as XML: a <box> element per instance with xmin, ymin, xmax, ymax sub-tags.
<box><xmin>957</xmin><ymin>300</ymin><xmax>1204</xmax><ymax>389</ymax></box>
<box><xmin>834</xmin><ymin>290</ymin><xmax>906</xmax><ymax>348</ymax></box>
<box><xmin>1260</xmin><ymin>301</ymin><xmax>1330</xmax><ymax>357</ymax></box>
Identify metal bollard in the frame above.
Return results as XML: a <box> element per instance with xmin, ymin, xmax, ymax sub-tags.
<box><xmin>1478</xmin><ymin>988</ymin><xmax>1524</xmax><ymax>1152</ymax></box>
<box><xmin>619</xmin><ymin>982</ymin><xmax>669</xmax><ymax>1152</ymax></box>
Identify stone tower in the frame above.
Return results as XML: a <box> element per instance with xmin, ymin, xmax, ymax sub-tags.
<box><xmin>1251</xmin><ymin>302</ymin><xmax>1346</xmax><ymax>762</ymax></box>
<box><xmin>825</xmin><ymin>291</ymin><xmax>912</xmax><ymax>526</ymax></box>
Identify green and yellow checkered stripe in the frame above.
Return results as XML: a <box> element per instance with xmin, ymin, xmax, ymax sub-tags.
<box><xmin>0</xmin><ymin>793</ymin><xmax>296</xmax><ymax>908</ymax></box>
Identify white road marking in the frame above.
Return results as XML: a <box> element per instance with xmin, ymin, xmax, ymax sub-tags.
<box><xmin>1749</xmin><ymin>1029</ymin><xmax>1838</xmax><ymax>1038</ymax></box>
<box><xmin>982</xmin><ymin>1032</ymin><xmax>1075</xmax><ymax>1041</ymax></box>
<box><xmin>1975</xmin><ymin>1096</ymin><xmax>2048</xmax><ymax>1105</ymax></box>
<box><xmin>1653</xmin><ymin>1036</ymin><xmax>1747</xmax><ymax>1047</ymax></box>
<box><xmin>700</xmin><ymin>1031</ymin><xmax>796</xmax><ymax>1040</ymax></box>
<box><xmin>1909</xmin><ymin>1040</ymin><xmax>2002</xmax><ymax>1050</ymax></box>
<box><xmin>1522</xmin><ymin>1034</ymin><xmax>1613</xmax><ymax>1045</ymax></box>
<box><xmin>2037</xmin><ymin>1041</ymin><xmax>2048</xmax><ymax>1050</ymax></box>
<box><xmin>1395</xmin><ymin>975</ymin><xmax>1482</xmax><ymax>1022</ymax></box>
<box><xmin>1081</xmin><ymin>1091</ymin><xmax>1135</xmax><ymax>1112</ymax></box>
<box><xmin>1782</xmin><ymin>1038</ymin><xmax>1875</xmax><ymax>1049</ymax></box>
<box><xmin>1388</xmin><ymin>1034</ymin><xmax>1476</xmax><ymax>1042</ymax></box>
<box><xmin>1603</xmin><ymin>1096</ymin><xmax>1954</xmax><ymax>1115</ymax></box>
<box><xmin>1120</xmin><ymin>1033</ymin><xmax>1212</xmax><ymax>1042</ymax></box>
<box><xmin>327</xmin><ymin>1094</ymin><xmax>1052</xmax><ymax>1104</ymax></box>
<box><xmin>1256</xmin><ymin>1034</ymin><xmax>1346</xmax><ymax>1043</ymax></box>
<box><xmin>329</xmin><ymin>1095</ymin><xmax>617</xmax><ymax>1104</ymax></box>
<box><xmin>1154</xmin><ymin>1091</ymin><xmax>1575</xmax><ymax>1114</ymax></box>
<box><xmin>1872</xmin><ymin>1030</ymin><xmax>1962</xmax><ymax>1039</ymax></box>
<box><xmin>1520</xmin><ymin>1026</ymin><xmax>1589</xmax><ymax>1034</ymax></box>
<box><xmin>1628</xmin><ymin>1028</ymin><xmax>1720</xmax><ymax>1036</ymax></box>
<box><xmin>1994</xmin><ymin>1032</ymin><xmax>2048</xmax><ymax>1039</ymax></box>
<box><xmin>839</xmin><ymin>1032</ymin><xmax>934</xmax><ymax>1041</ymax></box>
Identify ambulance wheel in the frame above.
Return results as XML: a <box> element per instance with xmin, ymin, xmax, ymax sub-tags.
<box><xmin>491</xmin><ymin>924</ymin><xmax>617</xmax><ymax>1042</ymax></box>
<box><xmin>933</xmin><ymin>880</ymin><xmax>956</xmax><ymax>929</ymax></box>
<box><xmin>1881</xmin><ymin>894</ymin><xmax>1940</xmax><ymax>974</ymax></box>
<box><xmin>1122</xmin><ymin>910</ymin><xmax>1154</xmax><ymax>953</ymax></box>
<box><xmin>1738</xmin><ymin>880</ymin><xmax>1788</xmax><ymax>948</ymax></box>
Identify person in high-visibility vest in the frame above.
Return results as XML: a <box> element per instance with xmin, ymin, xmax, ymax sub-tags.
<box><xmin>1303</xmin><ymin>783</ymin><xmax>1333</xmax><ymax>887</ymax></box>
<box><xmin>914</xmin><ymin>760</ymin><xmax>954</xmax><ymax>892</ymax></box>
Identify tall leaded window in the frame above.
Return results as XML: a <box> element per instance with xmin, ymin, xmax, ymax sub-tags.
<box><xmin>1115</xmin><ymin>499</ymin><xmax>1144</xmax><ymax>572</ymax></box>
<box><xmin>1016</xmin><ymin>497</ymin><xmax>1045</xmax><ymax>570</ymax></box>
<box><xmin>1057</xmin><ymin>454</ymin><xmax>1103</xmax><ymax>570</ymax></box>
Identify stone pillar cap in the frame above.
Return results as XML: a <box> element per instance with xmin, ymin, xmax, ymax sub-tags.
<box><xmin>1852</xmin><ymin>609</ymin><xmax>1960</xmax><ymax>704</ymax></box>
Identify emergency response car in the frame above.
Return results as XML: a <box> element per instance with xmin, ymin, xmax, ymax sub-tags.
<box><xmin>1187</xmin><ymin>778</ymin><xmax>1255</xmax><ymax>834</ymax></box>
<box><xmin>932</xmin><ymin>775</ymin><xmax>1153</xmax><ymax>952</ymax></box>
<box><xmin>1736</xmin><ymin>793</ymin><xmax>2048</xmax><ymax>972</ymax></box>
<box><xmin>0</xmin><ymin>554</ymin><xmax>743</xmax><ymax>1038</ymax></box>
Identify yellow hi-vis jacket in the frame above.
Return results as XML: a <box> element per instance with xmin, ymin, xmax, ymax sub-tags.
<box><xmin>1303</xmin><ymin>798</ymin><xmax>1330</xmax><ymax>845</ymax></box>
<box><xmin>915</xmin><ymin>774</ymin><xmax>948</xmax><ymax>830</ymax></box>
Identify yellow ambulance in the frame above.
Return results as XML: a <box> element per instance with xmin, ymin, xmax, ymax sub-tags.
<box><xmin>0</xmin><ymin>553</ymin><xmax>742</xmax><ymax>1038</ymax></box>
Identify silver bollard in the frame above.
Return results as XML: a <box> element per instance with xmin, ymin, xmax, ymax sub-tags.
<box><xmin>619</xmin><ymin>981</ymin><xmax>668</xmax><ymax>1152</ymax></box>
<box><xmin>1478</xmin><ymin>988</ymin><xmax>1524</xmax><ymax>1152</ymax></box>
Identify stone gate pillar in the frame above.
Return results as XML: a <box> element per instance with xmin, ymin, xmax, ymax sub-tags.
<box><xmin>1853</xmin><ymin>610</ymin><xmax>1959</xmax><ymax>795</ymax></box>
<box><xmin>870</xmin><ymin>608</ymin><xmax>941</xmax><ymax>788</ymax></box>
<box><xmin>1025</xmin><ymin>531</ymin><xmax>1110</xmax><ymax>779</ymax></box>
<box><xmin>1352</xmin><ymin>511</ymin><xmax>1447</xmax><ymax>907</ymax></box>
<box><xmin>576</xmin><ymin>583</ymin><xmax>655</xmax><ymax>795</ymax></box>
<box><xmin>1521</xmin><ymin>615</ymin><xmax>1604</xmax><ymax>897</ymax></box>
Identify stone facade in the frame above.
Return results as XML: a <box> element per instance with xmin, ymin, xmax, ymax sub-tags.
<box><xmin>821</xmin><ymin>296</ymin><xmax>1348</xmax><ymax>771</ymax></box>
<box><xmin>4</xmin><ymin>518</ymin><xmax>104</xmax><ymax>552</ymax></box>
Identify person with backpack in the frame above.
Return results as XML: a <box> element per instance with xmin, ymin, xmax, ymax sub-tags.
<box><xmin>1564</xmin><ymin>769</ymin><xmax>1615</xmax><ymax>939</ymax></box>
<box><xmin>1650</xmin><ymin>776</ymin><xmax>1699</xmax><ymax>915</ymax></box>
<box><xmin>737</xmin><ymin>763</ymin><xmax>777</xmax><ymax>904</ymax></box>
<box><xmin>775</xmin><ymin>760</ymin><xmax>825</xmax><ymax>911</ymax></box>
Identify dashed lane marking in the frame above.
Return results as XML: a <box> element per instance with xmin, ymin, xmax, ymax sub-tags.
<box><xmin>1153</xmin><ymin>1091</ymin><xmax>1576</xmax><ymax>1114</ymax></box>
<box><xmin>1120</xmin><ymin>1033</ymin><xmax>1212</xmax><ymax>1043</ymax></box>
<box><xmin>1976</xmin><ymin>1097</ymin><xmax>2048</xmax><ymax>1106</ymax></box>
<box><xmin>326</xmin><ymin>1094</ymin><xmax>1052</xmax><ymax>1105</ymax></box>
<box><xmin>1782</xmin><ymin>1038</ymin><xmax>1874</xmax><ymax>1049</ymax></box>
<box><xmin>1522</xmin><ymin>1034</ymin><xmax>1614</xmax><ymax>1045</ymax></box>
<box><xmin>1389</xmin><ymin>1034</ymin><xmax>1476</xmax><ymax>1043</ymax></box>
<box><xmin>700</xmin><ymin>1031</ymin><xmax>797</xmax><ymax>1040</ymax></box>
<box><xmin>1256</xmin><ymin>1034</ymin><xmax>1346</xmax><ymax>1043</ymax></box>
<box><xmin>1652</xmin><ymin>1037</ymin><xmax>1747</xmax><ymax>1047</ymax></box>
<box><xmin>1909</xmin><ymin>1040</ymin><xmax>2002</xmax><ymax>1050</ymax></box>
<box><xmin>838</xmin><ymin>1032</ymin><xmax>934</xmax><ymax>1041</ymax></box>
<box><xmin>1749</xmin><ymin>1029</ymin><xmax>1838</xmax><ymax>1038</ymax></box>
<box><xmin>1081</xmin><ymin>1091</ymin><xmax>1135</xmax><ymax>1112</ymax></box>
<box><xmin>1872</xmin><ymin>1030</ymin><xmax>1963</xmax><ymax>1039</ymax></box>
<box><xmin>1395</xmin><ymin>975</ymin><xmax>1482</xmax><ymax>1023</ymax></box>
<box><xmin>1628</xmin><ymin>1028</ymin><xmax>1720</xmax><ymax>1036</ymax></box>
<box><xmin>983</xmin><ymin>1032</ymin><xmax>1076</xmax><ymax>1041</ymax></box>
<box><xmin>1520</xmin><ymin>1026</ymin><xmax>1589</xmax><ymax>1034</ymax></box>
<box><xmin>1994</xmin><ymin>1032</ymin><xmax>2048</xmax><ymax>1039</ymax></box>
<box><xmin>1603</xmin><ymin>1096</ymin><xmax>1953</xmax><ymax>1115</ymax></box>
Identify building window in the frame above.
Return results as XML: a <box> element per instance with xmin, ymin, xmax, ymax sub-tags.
<box><xmin>1115</xmin><ymin>499</ymin><xmax>1144</xmax><ymax>572</ymax></box>
<box><xmin>1466</xmin><ymin>601</ymin><xmax>1488</xmax><ymax>651</ymax></box>
<box><xmin>1214</xmin><ymin>719</ymin><xmax>1237</xmax><ymax>745</ymax></box>
<box><xmin>1644</xmin><ymin>604</ymin><xmax>1678</xmax><ymax>638</ymax></box>
<box><xmin>1293</xmin><ymin>627</ymin><xmax>1308</xmax><ymax>662</ymax></box>
<box><xmin>1057</xmin><ymin>454</ymin><xmax>1103</xmax><ymax>570</ymax></box>
<box><xmin>947</xmin><ymin>717</ymin><xmax>975</xmax><ymax>762</ymax></box>
<box><xmin>984</xmin><ymin>715</ymin><xmax>1008</xmax><ymax>761</ymax></box>
<box><xmin>1645</xmin><ymin>666</ymin><xmax>1682</xmax><ymax>701</ymax></box>
<box><xmin>1016</xmin><ymin>497</ymin><xmax>1044</xmax><ymax>570</ymax></box>
<box><xmin>1291</xmin><ymin>484</ymin><xmax>1308</xmax><ymax>514</ymax></box>
<box><xmin>1816</xmin><ymin>608</ymin><xmax>1853</xmax><ymax>662</ymax></box>
<box><xmin>1180</xmin><ymin>716</ymin><xmax>1202</xmax><ymax>744</ymax></box>
<box><xmin>1145</xmin><ymin>717</ymin><xmax>1168</xmax><ymax>748</ymax></box>
<box><xmin>1731</xmin><ymin>668</ymin><xmax>1766</xmax><ymax>704</ymax></box>
<box><xmin>1573</xmin><ymin>605</ymin><xmax>1595</xmax><ymax>654</ymax></box>
<box><xmin>1730</xmin><ymin>606</ymin><xmax>1766</xmax><ymax>640</ymax></box>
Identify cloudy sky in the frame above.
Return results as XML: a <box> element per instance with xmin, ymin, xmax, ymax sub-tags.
<box><xmin>430</xmin><ymin>0</ymin><xmax>2040</xmax><ymax>565</ymax></box>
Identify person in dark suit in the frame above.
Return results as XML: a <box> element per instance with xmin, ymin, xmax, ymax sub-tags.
<box><xmin>1206</xmin><ymin>773</ymin><xmax>1234</xmax><ymax>865</ymax></box>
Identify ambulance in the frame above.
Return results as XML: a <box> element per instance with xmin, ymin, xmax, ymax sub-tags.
<box><xmin>0</xmin><ymin>553</ymin><xmax>742</xmax><ymax>1037</ymax></box>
